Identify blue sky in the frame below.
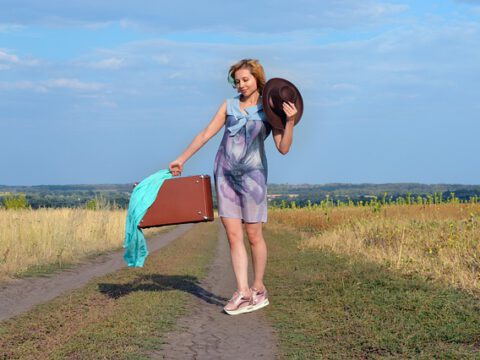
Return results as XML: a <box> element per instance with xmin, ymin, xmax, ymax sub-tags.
<box><xmin>1</xmin><ymin>0</ymin><xmax>479</xmax><ymax>185</ymax></box>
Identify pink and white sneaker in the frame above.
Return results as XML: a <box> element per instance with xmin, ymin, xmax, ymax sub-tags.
<box><xmin>223</xmin><ymin>291</ymin><xmax>253</xmax><ymax>315</ymax></box>
<box><xmin>250</xmin><ymin>287</ymin><xmax>269</xmax><ymax>311</ymax></box>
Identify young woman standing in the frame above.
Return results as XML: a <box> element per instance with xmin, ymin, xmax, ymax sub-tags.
<box><xmin>169</xmin><ymin>59</ymin><xmax>298</xmax><ymax>315</ymax></box>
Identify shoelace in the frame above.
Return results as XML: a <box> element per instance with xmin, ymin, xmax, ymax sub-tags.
<box><xmin>250</xmin><ymin>289</ymin><xmax>258</xmax><ymax>305</ymax></box>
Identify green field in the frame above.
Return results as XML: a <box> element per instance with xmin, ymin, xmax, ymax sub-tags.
<box><xmin>263</xmin><ymin>223</ymin><xmax>480</xmax><ymax>359</ymax></box>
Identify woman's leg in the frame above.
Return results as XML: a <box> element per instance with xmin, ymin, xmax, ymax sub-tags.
<box><xmin>221</xmin><ymin>217</ymin><xmax>251</xmax><ymax>296</ymax></box>
<box><xmin>244</xmin><ymin>222</ymin><xmax>267</xmax><ymax>291</ymax></box>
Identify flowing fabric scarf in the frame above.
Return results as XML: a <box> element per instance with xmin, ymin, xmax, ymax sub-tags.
<box><xmin>123</xmin><ymin>169</ymin><xmax>173</xmax><ymax>267</ymax></box>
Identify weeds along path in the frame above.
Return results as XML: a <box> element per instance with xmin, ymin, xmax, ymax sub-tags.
<box><xmin>0</xmin><ymin>224</ymin><xmax>193</xmax><ymax>322</ymax></box>
<box><xmin>151</xmin><ymin>222</ymin><xmax>278</xmax><ymax>359</ymax></box>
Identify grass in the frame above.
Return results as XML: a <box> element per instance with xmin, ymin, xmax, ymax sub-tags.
<box><xmin>13</xmin><ymin>225</ymin><xmax>172</xmax><ymax>279</ymax></box>
<box><xmin>263</xmin><ymin>223</ymin><xmax>480</xmax><ymax>359</ymax></box>
<box><xmin>0</xmin><ymin>208</ymin><xmax>171</xmax><ymax>280</ymax></box>
<box><xmin>269</xmin><ymin>204</ymin><xmax>480</xmax><ymax>297</ymax></box>
<box><xmin>0</xmin><ymin>221</ymin><xmax>218</xmax><ymax>360</ymax></box>
<box><xmin>2</xmin><ymin>204</ymin><xmax>479</xmax><ymax>358</ymax></box>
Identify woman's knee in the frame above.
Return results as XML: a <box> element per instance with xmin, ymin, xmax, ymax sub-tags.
<box><xmin>226</xmin><ymin>229</ymin><xmax>244</xmax><ymax>245</ymax></box>
<box><xmin>245</xmin><ymin>225</ymin><xmax>264</xmax><ymax>245</ymax></box>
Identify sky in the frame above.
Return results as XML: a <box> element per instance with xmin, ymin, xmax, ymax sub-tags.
<box><xmin>0</xmin><ymin>0</ymin><xmax>479</xmax><ymax>186</ymax></box>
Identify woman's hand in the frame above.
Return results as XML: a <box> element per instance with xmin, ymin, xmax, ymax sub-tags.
<box><xmin>168</xmin><ymin>159</ymin><xmax>184</xmax><ymax>176</ymax></box>
<box><xmin>282</xmin><ymin>101</ymin><xmax>298</xmax><ymax>123</ymax></box>
<box><xmin>271</xmin><ymin>101</ymin><xmax>297</xmax><ymax>155</ymax></box>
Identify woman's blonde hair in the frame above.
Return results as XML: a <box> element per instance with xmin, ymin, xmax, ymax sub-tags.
<box><xmin>228</xmin><ymin>59</ymin><xmax>266</xmax><ymax>95</ymax></box>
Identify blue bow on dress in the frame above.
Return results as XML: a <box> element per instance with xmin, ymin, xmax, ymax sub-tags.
<box><xmin>227</xmin><ymin>98</ymin><xmax>264</xmax><ymax>136</ymax></box>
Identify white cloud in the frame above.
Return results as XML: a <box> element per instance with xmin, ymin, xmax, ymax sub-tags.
<box><xmin>168</xmin><ymin>72</ymin><xmax>183</xmax><ymax>79</ymax></box>
<box><xmin>77</xmin><ymin>93</ymin><xmax>118</xmax><ymax>107</ymax></box>
<box><xmin>99</xmin><ymin>99</ymin><xmax>117</xmax><ymax>108</ymax></box>
<box><xmin>360</xmin><ymin>3</ymin><xmax>408</xmax><ymax>17</ymax></box>
<box><xmin>47</xmin><ymin>78</ymin><xmax>104</xmax><ymax>90</ymax></box>
<box><xmin>0</xmin><ymin>49</ymin><xmax>19</xmax><ymax>63</ymax></box>
<box><xmin>0</xmin><ymin>81</ymin><xmax>47</xmax><ymax>92</ymax></box>
<box><xmin>82</xmin><ymin>21</ymin><xmax>114</xmax><ymax>30</ymax></box>
<box><xmin>88</xmin><ymin>57</ymin><xmax>125</xmax><ymax>69</ymax></box>
<box><xmin>152</xmin><ymin>54</ymin><xmax>169</xmax><ymax>65</ymax></box>
<box><xmin>0</xmin><ymin>0</ymin><xmax>411</xmax><ymax>33</ymax></box>
<box><xmin>0</xmin><ymin>78</ymin><xmax>105</xmax><ymax>92</ymax></box>
<box><xmin>324</xmin><ymin>2</ymin><xmax>408</xmax><ymax>27</ymax></box>
<box><xmin>0</xmin><ymin>23</ymin><xmax>24</xmax><ymax>33</ymax></box>
<box><xmin>0</xmin><ymin>49</ymin><xmax>40</xmax><ymax>70</ymax></box>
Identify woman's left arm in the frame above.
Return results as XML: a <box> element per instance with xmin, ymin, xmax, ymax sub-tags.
<box><xmin>272</xmin><ymin>101</ymin><xmax>298</xmax><ymax>155</ymax></box>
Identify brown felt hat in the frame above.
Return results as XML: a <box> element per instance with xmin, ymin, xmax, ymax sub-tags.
<box><xmin>262</xmin><ymin>78</ymin><xmax>303</xmax><ymax>130</ymax></box>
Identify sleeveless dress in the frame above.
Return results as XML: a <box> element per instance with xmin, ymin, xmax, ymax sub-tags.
<box><xmin>214</xmin><ymin>95</ymin><xmax>272</xmax><ymax>223</ymax></box>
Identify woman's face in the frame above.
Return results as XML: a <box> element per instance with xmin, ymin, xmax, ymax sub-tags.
<box><xmin>234</xmin><ymin>68</ymin><xmax>258</xmax><ymax>97</ymax></box>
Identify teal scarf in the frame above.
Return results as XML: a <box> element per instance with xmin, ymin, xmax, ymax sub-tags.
<box><xmin>123</xmin><ymin>169</ymin><xmax>173</xmax><ymax>267</ymax></box>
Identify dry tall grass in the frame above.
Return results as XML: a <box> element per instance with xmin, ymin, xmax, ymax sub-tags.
<box><xmin>0</xmin><ymin>208</ymin><xmax>163</xmax><ymax>280</ymax></box>
<box><xmin>269</xmin><ymin>203</ymin><xmax>480</xmax><ymax>296</ymax></box>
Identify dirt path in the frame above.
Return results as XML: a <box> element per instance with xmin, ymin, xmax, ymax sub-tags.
<box><xmin>0</xmin><ymin>224</ymin><xmax>193</xmax><ymax>322</ymax></box>
<box><xmin>151</xmin><ymin>222</ymin><xmax>278</xmax><ymax>359</ymax></box>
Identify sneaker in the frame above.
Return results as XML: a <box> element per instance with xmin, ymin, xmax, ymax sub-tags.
<box><xmin>250</xmin><ymin>287</ymin><xmax>269</xmax><ymax>311</ymax></box>
<box><xmin>223</xmin><ymin>291</ymin><xmax>253</xmax><ymax>315</ymax></box>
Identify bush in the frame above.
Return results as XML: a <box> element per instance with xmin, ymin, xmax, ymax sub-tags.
<box><xmin>2</xmin><ymin>193</ymin><xmax>31</xmax><ymax>210</ymax></box>
<box><xmin>85</xmin><ymin>195</ymin><xmax>117</xmax><ymax>210</ymax></box>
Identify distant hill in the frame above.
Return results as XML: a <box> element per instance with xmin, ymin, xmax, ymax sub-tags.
<box><xmin>1</xmin><ymin>182</ymin><xmax>479</xmax><ymax>209</ymax></box>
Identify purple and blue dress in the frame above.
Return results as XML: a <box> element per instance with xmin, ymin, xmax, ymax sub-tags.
<box><xmin>214</xmin><ymin>95</ymin><xmax>272</xmax><ymax>223</ymax></box>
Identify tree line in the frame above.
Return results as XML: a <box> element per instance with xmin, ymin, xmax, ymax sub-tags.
<box><xmin>1</xmin><ymin>182</ymin><xmax>479</xmax><ymax>209</ymax></box>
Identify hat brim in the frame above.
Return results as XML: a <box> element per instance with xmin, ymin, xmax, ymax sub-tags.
<box><xmin>262</xmin><ymin>78</ymin><xmax>304</xmax><ymax>130</ymax></box>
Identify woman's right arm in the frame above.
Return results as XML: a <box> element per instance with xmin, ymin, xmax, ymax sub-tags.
<box><xmin>169</xmin><ymin>101</ymin><xmax>227</xmax><ymax>176</ymax></box>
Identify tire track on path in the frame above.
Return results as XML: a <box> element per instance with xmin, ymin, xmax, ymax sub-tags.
<box><xmin>0</xmin><ymin>224</ymin><xmax>193</xmax><ymax>322</ymax></box>
<box><xmin>152</xmin><ymin>221</ymin><xmax>277</xmax><ymax>359</ymax></box>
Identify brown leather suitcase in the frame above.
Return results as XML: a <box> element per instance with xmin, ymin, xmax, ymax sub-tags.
<box><xmin>138</xmin><ymin>174</ymin><xmax>214</xmax><ymax>228</ymax></box>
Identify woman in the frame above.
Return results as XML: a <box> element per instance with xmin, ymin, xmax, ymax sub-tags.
<box><xmin>169</xmin><ymin>59</ymin><xmax>297</xmax><ymax>315</ymax></box>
